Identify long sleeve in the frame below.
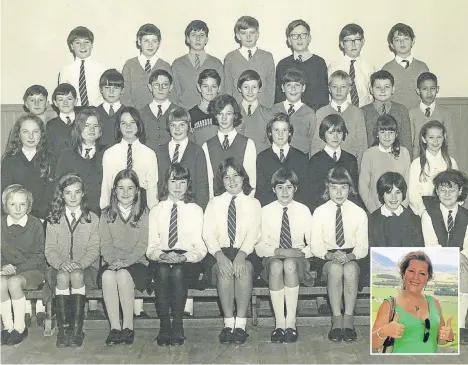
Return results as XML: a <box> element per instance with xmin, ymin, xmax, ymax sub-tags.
<box><xmin>122</xmin><ymin>222</ymin><xmax>148</xmax><ymax>267</ymax></box>
<box><xmin>256</xmin><ymin>209</ymin><xmax>277</xmax><ymax>257</ymax></box>
<box><xmin>146</xmin><ymin>206</ymin><xmax>163</xmax><ymax>261</ymax></box>
<box><xmin>262</xmin><ymin>54</ymin><xmax>276</xmax><ymax>108</ymax></box>
<box><xmin>315</xmin><ymin>58</ymin><xmax>331</xmax><ymax>111</ymax></box>
<box><xmin>100</xmin><ymin>150</ymin><xmax>113</xmax><ymax>209</ymax></box>
<box><xmin>401</xmin><ymin>148</ymin><xmax>411</xmax><ymax>208</ymax></box>
<box><xmin>421</xmin><ymin>211</ymin><xmax>441</xmax><ymax>247</ymax></box>
<box><xmin>145</xmin><ymin>152</ymin><xmax>159</xmax><ymax>209</ymax></box>
<box><xmin>274</xmin><ymin>62</ymin><xmax>284</xmax><ymax>104</ymax></box>
<box><xmin>255</xmin><ymin>156</ymin><xmax>272</xmax><ymax>206</ymax></box>
<box><xmin>358</xmin><ymin>149</ymin><xmax>374</xmax><ymax>212</ymax></box>
<box><xmin>1</xmin><ymin>156</ymin><xmax>14</xmax><ymax>194</ymax></box>
<box><xmin>351</xmin><ymin>213</ymin><xmax>369</xmax><ymax>259</ymax></box>
<box><xmin>202</xmin><ymin>142</ymin><xmax>214</xmax><ymax>198</ymax></box>
<box><xmin>99</xmin><ymin>217</ymin><xmax>117</xmax><ymax>264</ymax></box>
<box><xmin>398</xmin><ymin>108</ymin><xmax>413</xmax><ymax>160</ymax></box>
<box><xmin>354</xmin><ymin>110</ymin><xmax>368</xmax><ymax>166</ymax></box>
<box><xmin>238</xmin><ymin>199</ymin><xmax>262</xmax><ymax>256</ymax></box>
<box><xmin>183</xmin><ymin>207</ymin><xmax>207</xmax><ymax>263</ymax></box>
<box><xmin>310</xmin><ymin>211</ymin><xmax>329</xmax><ymax>259</ymax></box>
<box><xmin>15</xmin><ymin>221</ymin><xmax>46</xmax><ymax>273</ymax></box>
<box><xmin>77</xmin><ymin>219</ymin><xmax>100</xmax><ymax>269</ymax></box>
<box><xmin>462</xmin><ymin>229</ymin><xmax>468</xmax><ymax>259</ymax></box>
<box><xmin>308</xmin><ymin>112</ymin><xmax>318</xmax><ymax>156</ymax></box>
<box><xmin>45</xmin><ymin>224</ymin><xmax>63</xmax><ymax>269</ymax></box>
<box><xmin>223</xmin><ymin>56</ymin><xmax>235</xmax><ymax>98</ymax></box>
<box><xmin>194</xmin><ymin>148</ymin><xmax>210</xmax><ymax>210</ymax></box>
<box><xmin>171</xmin><ymin>62</ymin><xmax>183</xmax><ymax>106</ymax></box>
<box><xmin>309</xmin><ymin>119</ymin><xmax>323</xmax><ymax>157</ymax></box>
<box><xmin>244</xmin><ymin>139</ymin><xmax>257</xmax><ymax>192</ymax></box>
<box><xmin>202</xmin><ymin>199</ymin><xmax>222</xmax><ymax>255</ymax></box>
<box><xmin>120</xmin><ymin>61</ymin><xmax>134</xmax><ymax>108</ymax></box>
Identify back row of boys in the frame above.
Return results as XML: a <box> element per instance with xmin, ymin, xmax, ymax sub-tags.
<box><xmin>26</xmin><ymin>18</ymin><xmax>453</xmax><ymax>161</ymax></box>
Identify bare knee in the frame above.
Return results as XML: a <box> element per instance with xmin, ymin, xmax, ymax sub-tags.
<box><xmin>116</xmin><ymin>268</ymin><xmax>132</xmax><ymax>283</ymax></box>
<box><xmin>70</xmin><ymin>269</ymin><xmax>84</xmax><ymax>287</ymax></box>
<box><xmin>56</xmin><ymin>270</ymin><xmax>70</xmax><ymax>289</ymax></box>
<box><xmin>1</xmin><ymin>276</ymin><xmax>10</xmax><ymax>297</ymax></box>
<box><xmin>102</xmin><ymin>270</ymin><xmax>117</xmax><ymax>285</ymax></box>
<box><xmin>268</xmin><ymin>259</ymin><xmax>284</xmax><ymax>277</ymax></box>
<box><xmin>327</xmin><ymin>263</ymin><xmax>344</xmax><ymax>280</ymax></box>
<box><xmin>283</xmin><ymin>258</ymin><xmax>298</xmax><ymax>275</ymax></box>
<box><xmin>343</xmin><ymin>261</ymin><xmax>359</xmax><ymax>281</ymax></box>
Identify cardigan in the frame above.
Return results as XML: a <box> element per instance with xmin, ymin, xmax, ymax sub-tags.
<box><xmin>275</xmin><ymin>54</ymin><xmax>329</xmax><ymax>111</ymax></box>
<box><xmin>237</xmin><ymin>103</ymin><xmax>272</xmax><ymax>154</ymax></box>
<box><xmin>313</xmin><ymin>104</ymin><xmax>368</xmax><ymax>164</ymax></box>
<box><xmin>172</xmin><ymin>54</ymin><xmax>224</xmax><ymax>109</ymax></box>
<box><xmin>361</xmin><ymin>101</ymin><xmax>412</xmax><ymax>158</ymax></box>
<box><xmin>45</xmin><ymin>211</ymin><xmax>100</xmax><ymax>270</ymax></box>
<box><xmin>139</xmin><ymin>103</ymin><xmax>177</xmax><ymax>152</ymax></box>
<box><xmin>95</xmin><ymin>104</ymin><xmax>125</xmax><ymax>147</ymax></box>
<box><xmin>99</xmin><ymin>210</ymin><xmax>149</xmax><ymax>266</ymax></box>
<box><xmin>382</xmin><ymin>58</ymin><xmax>429</xmax><ymax>109</ymax></box>
<box><xmin>255</xmin><ymin>146</ymin><xmax>309</xmax><ymax>207</ymax></box>
<box><xmin>270</xmin><ymin>102</ymin><xmax>317</xmax><ymax>155</ymax></box>
<box><xmin>224</xmin><ymin>49</ymin><xmax>275</xmax><ymax>108</ymax></box>
<box><xmin>120</xmin><ymin>57</ymin><xmax>173</xmax><ymax>110</ymax></box>
<box><xmin>156</xmin><ymin>140</ymin><xmax>209</xmax><ymax>210</ymax></box>
<box><xmin>1</xmin><ymin>215</ymin><xmax>47</xmax><ymax>273</ymax></box>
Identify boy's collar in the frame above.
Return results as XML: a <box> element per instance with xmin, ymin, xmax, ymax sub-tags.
<box><xmin>6</xmin><ymin>214</ymin><xmax>28</xmax><ymax>227</ymax></box>
<box><xmin>59</xmin><ymin>111</ymin><xmax>76</xmax><ymax>121</ymax></box>
<box><xmin>283</xmin><ymin>100</ymin><xmax>303</xmax><ymax>110</ymax></box>
<box><xmin>330</xmin><ymin>99</ymin><xmax>349</xmax><ymax>111</ymax></box>
<box><xmin>239</xmin><ymin>46</ymin><xmax>257</xmax><ymax>60</ymax></box>
<box><xmin>293</xmin><ymin>50</ymin><xmax>312</xmax><ymax>61</ymax></box>
<box><xmin>419</xmin><ymin>101</ymin><xmax>436</xmax><ymax>112</ymax></box>
<box><xmin>138</xmin><ymin>53</ymin><xmax>159</xmax><ymax>66</ymax></box>
<box><xmin>73</xmin><ymin>57</ymin><xmax>91</xmax><ymax>64</ymax></box>
<box><xmin>395</xmin><ymin>54</ymin><xmax>414</xmax><ymax>65</ymax></box>
<box><xmin>344</xmin><ymin>54</ymin><xmax>360</xmax><ymax>62</ymax></box>
<box><xmin>242</xmin><ymin>99</ymin><xmax>258</xmax><ymax>112</ymax></box>
<box><xmin>440</xmin><ymin>202</ymin><xmax>459</xmax><ymax>216</ymax></box>
<box><xmin>189</xmin><ymin>49</ymin><xmax>206</xmax><ymax>56</ymax></box>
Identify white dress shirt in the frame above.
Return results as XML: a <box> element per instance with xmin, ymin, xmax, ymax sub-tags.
<box><xmin>324</xmin><ymin>145</ymin><xmax>342</xmax><ymax>161</ymax></box>
<box><xmin>81</xmin><ymin>144</ymin><xmax>96</xmax><ymax>159</ymax></box>
<box><xmin>256</xmin><ymin>200</ymin><xmax>312</xmax><ymax>258</ymax></box>
<box><xmin>395</xmin><ymin>55</ymin><xmax>414</xmax><ymax>68</ymax></box>
<box><xmin>310</xmin><ymin>199</ymin><xmax>368</xmax><ymax>259</ymax></box>
<box><xmin>203</xmin><ymin>192</ymin><xmax>261</xmax><ymax>256</ymax></box>
<box><xmin>6</xmin><ymin>215</ymin><xmax>28</xmax><ymax>227</ymax></box>
<box><xmin>419</xmin><ymin>101</ymin><xmax>436</xmax><ymax>116</ymax></box>
<box><xmin>293</xmin><ymin>50</ymin><xmax>313</xmax><ymax>62</ymax></box>
<box><xmin>330</xmin><ymin>99</ymin><xmax>350</xmax><ymax>113</ymax></box>
<box><xmin>282</xmin><ymin>100</ymin><xmax>303</xmax><ymax>114</ymax></box>
<box><xmin>149</xmin><ymin>99</ymin><xmax>171</xmax><ymax>117</ymax></box>
<box><xmin>272</xmin><ymin>143</ymin><xmax>290</xmax><ymax>160</ymax></box>
<box><xmin>328</xmin><ymin>55</ymin><xmax>375</xmax><ymax>107</ymax></box>
<box><xmin>242</xmin><ymin>99</ymin><xmax>259</xmax><ymax>115</ymax></box>
<box><xmin>100</xmin><ymin>139</ymin><xmax>159</xmax><ymax>209</ymax></box>
<box><xmin>239</xmin><ymin>46</ymin><xmax>258</xmax><ymax>60</ymax></box>
<box><xmin>59</xmin><ymin>111</ymin><xmax>76</xmax><ymax>124</ymax></box>
<box><xmin>381</xmin><ymin>204</ymin><xmax>404</xmax><ymax>217</ymax></box>
<box><xmin>408</xmin><ymin>151</ymin><xmax>458</xmax><ymax>216</ymax></box>
<box><xmin>21</xmin><ymin>147</ymin><xmax>36</xmax><ymax>162</ymax></box>
<box><xmin>59</xmin><ymin>57</ymin><xmax>105</xmax><ymax>106</ymax></box>
<box><xmin>65</xmin><ymin>207</ymin><xmax>82</xmax><ymax>224</ymax></box>
<box><xmin>118</xmin><ymin>204</ymin><xmax>132</xmax><ymax>220</ymax></box>
<box><xmin>147</xmin><ymin>199</ymin><xmax>207</xmax><ymax>263</ymax></box>
<box><xmin>138</xmin><ymin>54</ymin><xmax>159</xmax><ymax>70</ymax></box>
<box><xmin>202</xmin><ymin>130</ymin><xmax>257</xmax><ymax>198</ymax></box>
<box><xmin>168</xmin><ymin>138</ymin><xmax>189</xmax><ymax>163</ymax></box>
<box><xmin>422</xmin><ymin>204</ymin><xmax>468</xmax><ymax>257</ymax></box>
<box><xmin>102</xmin><ymin>101</ymin><xmax>122</xmax><ymax>115</ymax></box>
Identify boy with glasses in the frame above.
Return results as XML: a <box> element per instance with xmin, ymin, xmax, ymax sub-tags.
<box><xmin>328</xmin><ymin>24</ymin><xmax>375</xmax><ymax>108</ymax></box>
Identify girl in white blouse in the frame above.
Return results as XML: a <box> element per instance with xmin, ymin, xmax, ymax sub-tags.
<box><xmin>408</xmin><ymin>120</ymin><xmax>457</xmax><ymax>216</ymax></box>
<box><xmin>147</xmin><ymin>163</ymin><xmax>206</xmax><ymax>347</ymax></box>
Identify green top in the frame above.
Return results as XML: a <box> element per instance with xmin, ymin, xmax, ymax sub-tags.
<box><xmin>392</xmin><ymin>295</ymin><xmax>440</xmax><ymax>353</ymax></box>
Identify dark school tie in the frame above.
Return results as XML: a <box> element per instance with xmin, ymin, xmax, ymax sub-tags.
<box><xmin>247</xmin><ymin>104</ymin><xmax>252</xmax><ymax>117</ymax></box>
<box><xmin>127</xmin><ymin>143</ymin><xmax>133</xmax><ymax>170</ymax></box>
<box><xmin>425</xmin><ymin>107</ymin><xmax>431</xmax><ymax>118</ymax></box>
<box><xmin>168</xmin><ymin>203</ymin><xmax>178</xmax><ymax>248</ymax></box>
<box><xmin>287</xmin><ymin>104</ymin><xmax>295</xmax><ymax>116</ymax></box>
<box><xmin>84</xmin><ymin>148</ymin><xmax>91</xmax><ymax>160</ymax></box>
<box><xmin>336</xmin><ymin>204</ymin><xmax>345</xmax><ymax>247</ymax></box>
<box><xmin>66</xmin><ymin>116</ymin><xmax>72</xmax><ymax>125</ymax></box>
<box><xmin>297</xmin><ymin>55</ymin><xmax>303</xmax><ymax>62</ymax></box>
<box><xmin>333</xmin><ymin>151</ymin><xmax>337</xmax><ymax>162</ymax></box>
<box><xmin>145</xmin><ymin>60</ymin><xmax>151</xmax><ymax>73</ymax></box>
<box><xmin>280</xmin><ymin>207</ymin><xmax>292</xmax><ymax>248</ymax></box>
<box><xmin>401</xmin><ymin>60</ymin><xmax>410</xmax><ymax>69</ymax></box>
<box><xmin>447</xmin><ymin>210</ymin><xmax>454</xmax><ymax>234</ymax></box>
<box><xmin>172</xmin><ymin>144</ymin><xmax>180</xmax><ymax>164</ymax></box>
<box><xmin>381</xmin><ymin>104</ymin><xmax>387</xmax><ymax>115</ymax></box>
<box><xmin>337</xmin><ymin>106</ymin><xmax>341</xmax><ymax>113</ymax></box>
<box><xmin>195</xmin><ymin>54</ymin><xmax>200</xmax><ymax>69</ymax></box>
<box><xmin>349</xmin><ymin>60</ymin><xmax>360</xmax><ymax>107</ymax></box>
<box><xmin>279</xmin><ymin>149</ymin><xmax>286</xmax><ymax>163</ymax></box>
<box><xmin>79</xmin><ymin>60</ymin><xmax>89</xmax><ymax>106</ymax></box>
<box><xmin>222</xmin><ymin>135</ymin><xmax>229</xmax><ymax>150</ymax></box>
<box><xmin>70</xmin><ymin>212</ymin><xmax>77</xmax><ymax>227</ymax></box>
<box><xmin>228</xmin><ymin>196</ymin><xmax>237</xmax><ymax>247</ymax></box>
<box><xmin>247</xmin><ymin>50</ymin><xmax>252</xmax><ymax>60</ymax></box>
<box><xmin>109</xmin><ymin>105</ymin><xmax>115</xmax><ymax>117</ymax></box>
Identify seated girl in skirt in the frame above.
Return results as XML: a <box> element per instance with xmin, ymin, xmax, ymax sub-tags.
<box><xmin>147</xmin><ymin>163</ymin><xmax>207</xmax><ymax>347</ymax></box>
<box><xmin>45</xmin><ymin>173</ymin><xmax>100</xmax><ymax>348</ymax></box>
<box><xmin>99</xmin><ymin>169</ymin><xmax>151</xmax><ymax>345</ymax></box>
<box><xmin>310</xmin><ymin>167</ymin><xmax>368</xmax><ymax>342</ymax></box>
<box><xmin>255</xmin><ymin>168</ymin><xmax>313</xmax><ymax>344</ymax></box>
<box><xmin>203</xmin><ymin>157</ymin><xmax>262</xmax><ymax>345</ymax></box>
<box><xmin>368</xmin><ymin>172</ymin><xmax>423</xmax><ymax>247</ymax></box>
<box><xmin>1</xmin><ymin>185</ymin><xmax>47</xmax><ymax>345</ymax></box>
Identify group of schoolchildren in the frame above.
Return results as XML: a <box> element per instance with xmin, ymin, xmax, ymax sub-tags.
<box><xmin>1</xmin><ymin>15</ymin><xmax>468</xmax><ymax>350</ymax></box>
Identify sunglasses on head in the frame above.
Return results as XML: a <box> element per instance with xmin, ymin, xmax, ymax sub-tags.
<box><xmin>423</xmin><ymin>318</ymin><xmax>431</xmax><ymax>343</ymax></box>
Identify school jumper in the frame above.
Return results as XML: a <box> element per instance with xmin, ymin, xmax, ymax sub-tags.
<box><xmin>45</xmin><ymin>115</ymin><xmax>76</xmax><ymax>163</ymax></box>
<box><xmin>312</xmin><ymin>103</ymin><xmax>368</xmax><ymax>164</ymax></box>
<box><xmin>172</xmin><ymin>54</ymin><xmax>224</xmax><ymax>109</ymax></box>
<box><xmin>156</xmin><ymin>139</ymin><xmax>210</xmax><ymax>210</ymax></box>
<box><xmin>224</xmin><ymin>48</ymin><xmax>275</xmax><ymax>108</ymax></box>
<box><xmin>189</xmin><ymin>106</ymin><xmax>218</xmax><ymax>147</ymax></box>
<box><xmin>237</xmin><ymin>102</ymin><xmax>272</xmax><ymax>154</ymax></box>
<box><xmin>358</xmin><ymin>146</ymin><xmax>411</xmax><ymax>213</ymax></box>
<box><xmin>275</xmin><ymin>55</ymin><xmax>329</xmax><ymax>111</ymax></box>
<box><xmin>255</xmin><ymin>145</ymin><xmax>309</xmax><ymax>207</ymax></box>
<box><xmin>120</xmin><ymin>57</ymin><xmax>172</xmax><ymax>110</ymax></box>
<box><xmin>270</xmin><ymin>102</ymin><xmax>317</xmax><ymax>155</ymax></box>
<box><xmin>382</xmin><ymin>58</ymin><xmax>429</xmax><ymax>110</ymax></box>
<box><xmin>139</xmin><ymin>101</ymin><xmax>178</xmax><ymax>152</ymax></box>
<box><xmin>95</xmin><ymin>103</ymin><xmax>125</xmax><ymax>147</ymax></box>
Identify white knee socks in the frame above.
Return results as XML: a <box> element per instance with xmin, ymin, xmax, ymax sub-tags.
<box><xmin>1</xmin><ymin>300</ymin><xmax>14</xmax><ymax>332</ymax></box>
<box><xmin>270</xmin><ymin>288</ymin><xmax>285</xmax><ymax>329</ymax></box>
<box><xmin>285</xmin><ymin>286</ymin><xmax>299</xmax><ymax>329</ymax></box>
<box><xmin>12</xmin><ymin>296</ymin><xmax>26</xmax><ymax>332</ymax></box>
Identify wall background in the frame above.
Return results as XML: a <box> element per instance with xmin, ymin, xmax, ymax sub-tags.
<box><xmin>1</xmin><ymin>0</ymin><xmax>467</xmax><ymax>104</ymax></box>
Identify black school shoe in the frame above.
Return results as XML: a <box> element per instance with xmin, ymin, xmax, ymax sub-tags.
<box><xmin>36</xmin><ymin>312</ymin><xmax>46</xmax><ymax>327</ymax></box>
<box><xmin>1</xmin><ymin>329</ymin><xmax>11</xmax><ymax>345</ymax></box>
<box><xmin>219</xmin><ymin>327</ymin><xmax>234</xmax><ymax>344</ymax></box>
<box><xmin>232</xmin><ymin>328</ymin><xmax>249</xmax><ymax>345</ymax></box>
<box><xmin>170</xmin><ymin>329</ymin><xmax>186</xmax><ymax>346</ymax></box>
<box><xmin>328</xmin><ymin>327</ymin><xmax>343</xmax><ymax>342</ymax></box>
<box><xmin>343</xmin><ymin>327</ymin><xmax>357</xmax><ymax>342</ymax></box>
<box><xmin>121</xmin><ymin>328</ymin><xmax>135</xmax><ymax>345</ymax></box>
<box><xmin>6</xmin><ymin>328</ymin><xmax>28</xmax><ymax>345</ymax></box>
<box><xmin>155</xmin><ymin>329</ymin><xmax>171</xmax><ymax>347</ymax></box>
<box><xmin>271</xmin><ymin>328</ymin><xmax>285</xmax><ymax>343</ymax></box>
<box><xmin>283</xmin><ymin>328</ymin><xmax>298</xmax><ymax>343</ymax></box>
<box><xmin>105</xmin><ymin>329</ymin><xmax>122</xmax><ymax>345</ymax></box>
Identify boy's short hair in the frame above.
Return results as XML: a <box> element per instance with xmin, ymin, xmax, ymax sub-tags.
<box><xmin>323</xmin><ymin>167</ymin><xmax>357</xmax><ymax>200</ymax></box>
<box><xmin>387</xmin><ymin>23</ymin><xmax>415</xmax><ymax>45</ymax></box>
<box><xmin>53</xmin><ymin>83</ymin><xmax>77</xmax><ymax>101</ymax></box>
<box><xmin>2</xmin><ymin>184</ymin><xmax>33</xmax><ymax>214</ymax></box>
<box><xmin>328</xmin><ymin>70</ymin><xmax>351</xmax><ymax>86</ymax></box>
<box><xmin>319</xmin><ymin>114</ymin><xmax>348</xmax><ymax>142</ymax></box>
<box><xmin>23</xmin><ymin>85</ymin><xmax>48</xmax><ymax>102</ymax></box>
<box><xmin>285</xmin><ymin>19</ymin><xmax>310</xmax><ymax>38</ymax></box>
<box><xmin>198</xmin><ymin>69</ymin><xmax>221</xmax><ymax>87</ymax></box>
<box><xmin>234</xmin><ymin>16</ymin><xmax>259</xmax><ymax>33</ymax></box>
<box><xmin>67</xmin><ymin>26</ymin><xmax>94</xmax><ymax>51</ymax></box>
<box><xmin>166</xmin><ymin>107</ymin><xmax>191</xmax><ymax>130</ymax></box>
<box><xmin>433</xmin><ymin>170</ymin><xmax>468</xmax><ymax>202</ymax></box>
<box><xmin>266</xmin><ymin>113</ymin><xmax>294</xmax><ymax>143</ymax></box>
<box><xmin>185</xmin><ymin>20</ymin><xmax>209</xmax><ymax>39</ymax></box>
<box><xmin>99</xmin><ymin>69</ymin><xmax>124</xmax><ymax>88</ymax></box>
<box><xmin>376</xmin><ymin>172</ymin><xmax>408</xmax><ymax>204</ymax></box>
<box><xmin>281</xmin><ymin>68</ymin><xmax>306</xmax><ymax>86</ymax></box>
<box><xmin>370</xmin><ymin>70</ymin><xmax>394</xmax><ymax>87</ymax></box>
<box><xmin>339</xmin><ymin>23</ymin><xmax>364</xmax><ymax>42</ymax></box>
<box><xmin>208</xmin><ymin>94</ymin><xmax>242</xmax><ymax>128</ymax></box>
<box><xmin>136</xmin><ymin>23</ymin><xmax>161</xmax><ymax>48</ymax></box>
<box><xmin>149</xmin><ymin>69</ymin><xmax>173</xmax><ymax>85</ymax></box>
<box><xmin>417</xmin><ymin>72</ymin><xmax>438</xmax><ymax>89</ymax></box>
<box><xmin>237</xmin><ymin>69</ymin><xmax>263</xmax><ymax>90</ymax></box>
<box><xmin>271</xmin><ymin>167</ymin><xmax>299</xmax><ymax>189</ymax></box>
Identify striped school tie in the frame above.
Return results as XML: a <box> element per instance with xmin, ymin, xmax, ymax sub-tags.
<box><xmin>280</xmin><ymin>207</ymin><xmax>292</xmax><ymax>248</ymax></box>
<box><xmin>335</xmin><ymin>204</ymin><xmax>345</xmax><ymax>247</ymax></box>
<box><xmin>172</xmin><ymin>144</ymin><xmax>180</xmax><ymax>164</ymax></box>
<box><xmin>109</xmin><ymin>105</ymin><xmax>115</xmax><ymax>117</ymax></box>
<box><xmin>337</xmin><ymin>106</ymin><xmax>341</xmax><ymax>113</ymax></box>
<box><xmin>228</xmin><ymin>196</ymin><xmax>237</xmax><ymax>247</ymax></box>
<box><xmin>195</xmin><ymin>53</ymin><xmax>200</xmax><ymax>69</ymax></box>
<box><xmin>247</xmin><ymin>104</ymin><xmax>252</xmax><ymax>117</ymax></box>
<box><xmin>66</xmin><ymin>116</ymin><xmax>72</xmax><ymax>125</ymax></box>
<box><xmin>287</xmin><ymin>104</ymin><xmax>295</xmax><ymax>116</ymax></box>
<box><xmin>157</xmin><ymin>105</ymin><xmax>163</xmax><ymax>121</ymax></box>
<box><xmin>84</xmin><ymin>148</ymin><xmax>91</xmax><ymax>159</ymax></box>
<box><xmin>168</xmin><ymin>203</ymin><xmax>178</xmax><ymax>248</ymax></box>
<box><xmin>447</xmin><ymin>210</ymin><xmax>454</xmax><ymax>234</ymax></box>
<box><xmin>79</xmin><ymin>60</ymin><xmax>89</xmax><ymax>106</ymax></box>
<box><xmin>247</xmin><ymin>50</ymin><xmax>252</xmax><ymax>60</ymax></box>
<box><xmin>145</xmin><ymin>60</ymin><xmax>151</xmax><ymax>73</ymax></box>
<box><xmin>333</xmin><ymin>151</ymin><xmax>337</xmax><ymax>162</ymax></box>
<box><xmin>381</xmin><ymin>104</ymin><xmax>387</xmax><ymax>115</ymax></box>
<box><xmin>401</xmin><ymin>60</ymin><xmax>410</xmax><ymax>69</ymax></box>
<box><xmin>349</xmin><ymin>60</ymin><xmax>360</xmax><ymax>107</ymax></box>
<box><xmin>425</xmin><ymin>107</ymin><xmax>431</xmax><ymax>118</ymax></box>
<box><xmin>222</xmin><ymin>135</ymin><xmax>229</xmax><ymax>150</ymax></box>
<box><xmin>297</xmin><ymin>55</ymin><xmax>303</xmax><ymax>62</ymax></box>
<box><xmin>70</xmin><ymin>212</ymin><xmax>77</xmax><ymax>227</ymax></box>
<box><xmin>127</xmin><ymin>144</ymin><xmax>133</xmax><ymax>170</ymax></box>
<box><xmin>279</xmin><ymin>149</ymin><xmax>285</xmax><ymax>163</ymax></box>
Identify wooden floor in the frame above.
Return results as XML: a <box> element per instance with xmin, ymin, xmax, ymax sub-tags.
<box><xmin>2</xmin><ymin>324</ymin><xmax>467</xmax><ymax>364</ymax></box>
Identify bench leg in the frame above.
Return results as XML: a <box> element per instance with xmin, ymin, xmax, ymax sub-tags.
<box><xmin>43</xmin><ymin>300</ymin><xmax>56</xmax><ymax>337</ymax></box>
<box><xmin>252</xmin><ymin>295</ymin><xmax>258</xmax><ymax>326</ymax></box>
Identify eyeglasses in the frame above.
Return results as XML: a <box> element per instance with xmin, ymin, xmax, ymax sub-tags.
<box><xmin>342</xmin><ymin>38</ymin><xmax>363</xmax><ymax>45</ymax></box>
<box><xmin>423</xmin><ymin>318</ymin><xmax>431</xmax><ymax>343</ymax></box>
<box><xmin>289</xmin><ymin>33</ymin><xmax>308</xmax><ymax>40</ymax></box>
<box><xmin>151</xmin><ymin>82</ymin><xmax>170</xmax><ymax>89</ymax></box>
